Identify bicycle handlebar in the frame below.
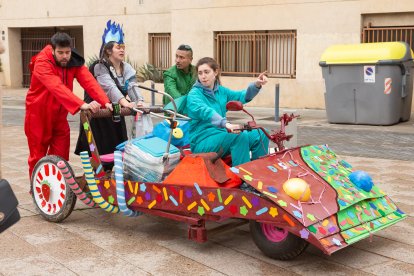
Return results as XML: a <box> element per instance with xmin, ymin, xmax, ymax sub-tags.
<box><xmin>85</xmin><ymin>106</ymin><xmax>165</xmax><ymax>118</ymax></box>
<box><xmin>231</xmin><ymin>112</ymin><xmax>298</xmax><ymax>151</ymax></box>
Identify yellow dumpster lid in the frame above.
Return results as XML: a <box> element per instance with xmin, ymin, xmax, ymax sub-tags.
<box><xmin>320</xmin><ymin>42</ymin><xmax>414</xmax><ymax>65</ymax></box>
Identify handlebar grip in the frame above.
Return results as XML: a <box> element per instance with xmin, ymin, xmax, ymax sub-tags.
<box><xmin>87</xmin><ymin>106</ymin><xmax>165</xmax><ymax>118</ymax></box>
<box><xmin>90</xmin><ymin>107</ymin><xmax>132</xmax><ymax>118</ymax></box>
<box><xmin>141</xmin><ymin>107</ymin><xmax>165</xmax><ymax>113</ymax></box>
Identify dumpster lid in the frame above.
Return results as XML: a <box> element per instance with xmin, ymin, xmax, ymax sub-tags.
<box><xmin>320</xmin><ymin>42</ymin><xmax>414</xmax><ymax>65</ymax></box>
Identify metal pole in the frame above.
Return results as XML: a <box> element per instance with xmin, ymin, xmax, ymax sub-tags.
<box><xmin>275</xmin><ymin>83</ymin><xmax>280</xmax><ymax>122</ymax></box>
<box><xmin>151</xmin><ymin>81</ymin><xmax>156</xmax><ymax>106</ymax></box>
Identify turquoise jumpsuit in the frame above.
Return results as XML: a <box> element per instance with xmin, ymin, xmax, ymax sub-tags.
<box><xmin>187</xmin><ymin>81</ymin><xmax>269</xmax><ymax>166</ymax></box>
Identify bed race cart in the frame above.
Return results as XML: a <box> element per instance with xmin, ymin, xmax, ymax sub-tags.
<box><xmin>30</xmin><ymin>85</ymin><xmax>406</xmax><ymax>260</ymax></box>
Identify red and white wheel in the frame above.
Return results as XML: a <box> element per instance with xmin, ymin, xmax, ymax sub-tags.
<box><xmin>249</xmin><ymin>221</ymin><xmax>309</xmax><ymax>260</ymax></box>
<box><xmin>31</xmin><ymin>155</ymin><xmax>76</xmax><ymax>222</ymax></box>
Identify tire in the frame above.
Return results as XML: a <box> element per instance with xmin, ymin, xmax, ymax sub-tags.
<box><xmin>249</xmin><ymin>220</ymin><xmax>309</xmax><ymax>260</ymax></box>
<box><xmin>30</xmin><ymin>155</ymin><xmax>77</xmax><ymax>222</ymax></box>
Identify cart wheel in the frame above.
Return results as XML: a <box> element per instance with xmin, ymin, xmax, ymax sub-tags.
<box><xmin>30</xmin><ymin>155</ymin><xmax>77</xmax><ymax>222</ymax></box>
<box><xmin>249</xmin><ymin>221</ymin><xmax>308</xmax><ymax>260</ymax></box>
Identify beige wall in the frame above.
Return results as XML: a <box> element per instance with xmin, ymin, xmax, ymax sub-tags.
<box><xmin>1</xmin><ymin>0</ymin><xmax>414</xmax><ymax>109</ymax></box>
<box><xmin>170</xmin><ymin>0</ymin><xmax>363</xmax><ymax>108</ymax></box>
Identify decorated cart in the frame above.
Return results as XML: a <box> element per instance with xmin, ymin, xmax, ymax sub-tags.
<box><xmin>30</xmin><ymin>85</ymin><xmax>406</xmax><ymax>260</ymax></box>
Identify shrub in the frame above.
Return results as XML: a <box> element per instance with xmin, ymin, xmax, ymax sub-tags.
<box><xmin>136</xmin><ymin>63</ymin><xmax>164</xmax><ymax>83</ymax></box>
<box><xmin>86</xmin><ymin>54</ymin><xmax>99</xmax><ymax>68</ymax></box>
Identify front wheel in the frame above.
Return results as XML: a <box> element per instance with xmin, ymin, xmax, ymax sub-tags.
<box><xmin>30</xmin><ymin>155</ymin><xmax>77</xmax><ymax>222</ymax></box>
<box><xmin>249</xmin><ymin>221</ymin><xmax>309</xmax><ymax>260</ymax></box>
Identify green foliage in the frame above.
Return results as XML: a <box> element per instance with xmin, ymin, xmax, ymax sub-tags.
<box><xmin>136</xmin><ymin>63</ymin><xmax>164</xmax><ymax>83</ymax></box>
<box><xmin>86</xmin><ymin>54</ymin><xmax>99</xmax><ymax>68</ymax></box>
<box><xmin>0</xmin><ymin>58</ymin><xmax>2</xmax><ymax>73</ymax></box>
<box><xmin>125</xmin><ymin>56</ymin><xmax>139</xmax><ymax>72</ymax></box>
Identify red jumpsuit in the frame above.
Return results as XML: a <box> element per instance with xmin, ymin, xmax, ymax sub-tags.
<box><xmin>25</xmin><ymin>45</ymin><xmax>110</xmax><ymax>178</ymax></box>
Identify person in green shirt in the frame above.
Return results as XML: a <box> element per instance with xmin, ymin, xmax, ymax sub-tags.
<box><xmin>163</xmin><ymin>44</ymin><xmax>196</xmax><ymax>105</ymax></box>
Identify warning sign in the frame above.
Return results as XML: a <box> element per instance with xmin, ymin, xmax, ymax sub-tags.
<box><xmin>384</xmin><ymin>77</ymin><xmax>392</xmax><ymax>95</ymax></box>
<box><xmin>364</xmin><ymin>66</ymin><xmax>375</xmax><ymax>83</ymax></box>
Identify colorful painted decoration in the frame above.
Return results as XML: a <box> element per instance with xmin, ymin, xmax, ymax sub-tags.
<box><xmin>57</xmin><ymin>160</ymin><xmax>97</xmax><ymax>208</ymax></box>
<box><xmin>300</xmin><ymin>145</ymin><xmax>383</xmax><ymax>210</ymax></box>
<box><xmin>41</xmin><ymin>181</ymin><xmax>51</xmax><ymax>201</ymax></box>
<box><xmin>349</xmin><ymin>170</ymin><xmax>373</xmax><ymax>192</ymax></box>
<box><xmin>282</xmin><ymin>178</ymin><xmax>311</xmax><ymax>201</ymax></box>
<box><xmin>70</xmin><ymin>111</ymin><xmax>407</xmax><ymax>260</ymax></box>
<box><xmin>80</xmin><ymin>151</ymin><xmax>119</xmax><ymax>214</ymax></box>
<box><xmin>114</xmin><ymin>151</ymin><xmax>142</xmax><ymax>217</ymax></box>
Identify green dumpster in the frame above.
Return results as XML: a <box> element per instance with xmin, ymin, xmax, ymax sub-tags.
<box><xmin>319</xmin><ymin>42</ymin><xmax>414</xmax><ymax>125</ymax></box>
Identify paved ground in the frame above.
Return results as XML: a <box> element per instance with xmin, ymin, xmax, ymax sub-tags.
<box><xmin>1</xmin><ymin>88</ymin><xmax>414</xmax><ymax>275</ymax></box>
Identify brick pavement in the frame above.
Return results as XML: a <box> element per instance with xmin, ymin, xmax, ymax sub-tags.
<box><xmin>1</xmin><ymin>88</ymin><xmax>414</xmax><ymax>275</ymax></box>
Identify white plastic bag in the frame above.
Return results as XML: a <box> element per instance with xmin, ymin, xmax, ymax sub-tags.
<box><xmin>134</xmin><ymin>113</ymin><xmax>153</xmax><ymax>138</ymax></box>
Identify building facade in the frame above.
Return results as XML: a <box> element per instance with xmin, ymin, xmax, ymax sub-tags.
<box><xmin>0</xmin><ymin>0</ymin><xmax>413</xmax><ymax>109</ymax></box>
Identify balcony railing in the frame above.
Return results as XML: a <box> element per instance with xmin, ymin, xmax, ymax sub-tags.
<box><xmin>362</xmin><ymin>26</ymin><xmax>414</xmax><ymax>51</ymax></box>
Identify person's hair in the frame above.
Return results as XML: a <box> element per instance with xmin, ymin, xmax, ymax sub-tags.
<box><xmin>196</xmin><ymin>57</ymin><xmax>221</xmax><ymax>85</ymax></box>
<box><xmin>101</xmin><ymin>41</ymin><xmax>116</xmax><ymax>60</ymax></box>
<box><xmin>50</xmin><ymin>32</ymin><xmax>73</xmax><ymax>49</ymax></box>
<box><xmin>100</xmin><ymin>41</ymin><xmax>124</xmax><ymax>74</ymax></box>
<box><xmin>177</xmin><ymin>44</ymin><xmax>193</xmax><ymax>57</ymax></box>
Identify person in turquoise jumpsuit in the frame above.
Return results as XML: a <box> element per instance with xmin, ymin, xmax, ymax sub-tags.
<box><xmin>186</xmin><ymin>57</ymin><xmax>269</xmax><ymax>166</ymax></box>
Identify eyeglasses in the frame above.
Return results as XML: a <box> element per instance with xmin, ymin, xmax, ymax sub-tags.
<box><xmin>116</xmin><ymin>43</ymin><xmax>125</xmax><ymax>50</ymax></box>
<box><xmin>178</xmin><ymin>44</ymin><xmax>192</xmax><ymax>51</ymax></box>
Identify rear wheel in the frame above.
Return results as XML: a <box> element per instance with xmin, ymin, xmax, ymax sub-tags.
<box><xmin>31</xmin><ymin>155</ymin><xmax>77</xmax><ymax>222</ymax></box>
<box><xmin>249</xmin><ymin>221</ymin><xmax>308</xmax><ymax>260</ymax></box>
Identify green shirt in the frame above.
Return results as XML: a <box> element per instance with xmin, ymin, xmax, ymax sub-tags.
<box><xmin>163</xmin><ymin>64</ymin><xmax>196</xmax><ymax>105</ymax></box>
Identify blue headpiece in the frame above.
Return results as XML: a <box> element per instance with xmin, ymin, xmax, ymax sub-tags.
<box><xmin>100</xmin><ymin>20</ymin><xmax>125</xmax><ymax>58</ymax></box>
<box><xmin>102</xmin><ymin>20</ymin><xmax>124</xmax><ymax>45</ymax></box>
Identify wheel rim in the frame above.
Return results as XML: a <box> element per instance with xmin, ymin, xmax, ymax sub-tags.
<box><xmin>261</xmin><ymin>223</ymin><xmax>288</xmax><ymax>242</ymax></box>
<box><xmin>33</xmin><ymin>162</ymin><xmax>66</xmax><ymax>215</ymax></box>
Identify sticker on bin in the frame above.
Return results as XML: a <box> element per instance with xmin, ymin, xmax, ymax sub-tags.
<box><xmin>384</xmin><ymin>78</ymin><xmax>392</xmax><ymax>95</ymax></box>
<box><xmin>364</xmin><ymin>66</ymin><xmax>375</xmax><ymax>83</ymax></box>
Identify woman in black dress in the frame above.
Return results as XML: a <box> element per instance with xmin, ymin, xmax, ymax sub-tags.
<box><xmin>75</xmin><ymin>20</ymin><xmax>144</xmax><ymax>165</ymax></box>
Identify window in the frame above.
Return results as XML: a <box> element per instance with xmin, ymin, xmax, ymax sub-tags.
<box><xmin>362</xmin><ymin>24</ymin><xmax>414</xmax><ymax>51</ymax></box>
<box><xmin>215</xmin><ymin>30</ymin><xmax>296</xmax><ymax>78</ymax></box>
<box><xmin>148</xmin><ymin>33</ymin><xmax>171</xmax><ymax>70</ymax></box>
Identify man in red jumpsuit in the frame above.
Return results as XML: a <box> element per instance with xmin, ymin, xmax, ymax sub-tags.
<box><xmin>25</xmin><ymin>32</ymin><xmax>112</xmax><ymax>178</ymax></box>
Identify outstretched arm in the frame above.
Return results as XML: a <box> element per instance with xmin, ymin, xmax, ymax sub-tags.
<box><xmin>245</xmin><ymin>71</ymin><xmax>268</xmax><ymax>102</ymax></box>
<box><xmin>127</xmin><ymin>77</ymin><xmax>145</xmax><ymax>106</ymax></box>
<box><xmin>75</xmin><ymin>66</ymin><xmax>111</xmax><ymax>107</ymax></box>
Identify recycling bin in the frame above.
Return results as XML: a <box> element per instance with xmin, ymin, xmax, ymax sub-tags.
<box><xmin>319</xmin><ymin>42</ymin><xmax>414</xmax><ymax>125</ymax></box>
